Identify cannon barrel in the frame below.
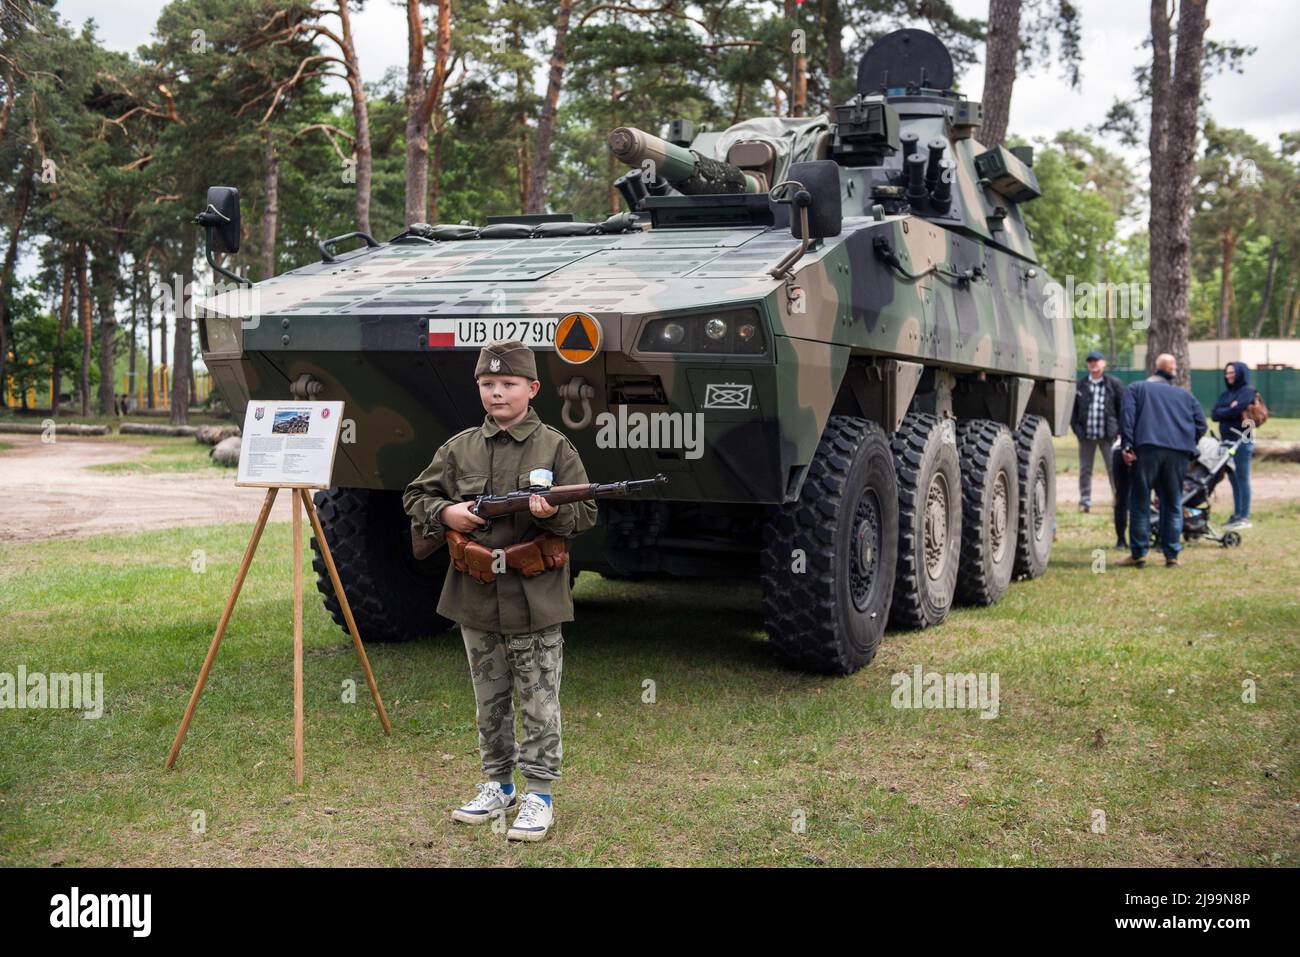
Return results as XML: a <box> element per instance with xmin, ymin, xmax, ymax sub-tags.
<box><xmin>608</xmin><ymin>126</ymin><xmax>762</xmax><ymax>195</ymax></box>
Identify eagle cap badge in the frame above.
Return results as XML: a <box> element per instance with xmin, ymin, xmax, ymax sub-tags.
<box><xmin>489</xmin><ymin>357</ymin><xmax>501</xmax><ymax>372</ymax></box>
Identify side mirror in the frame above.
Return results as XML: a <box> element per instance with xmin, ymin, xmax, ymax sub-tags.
<box><xmin>767</xmin><ymin>161</ymin><xmax>843</xmax><ymax>280</ymax></box>
<box><xmin>787</xmin><ymin>161</ymin><xmax>842</xmax><ymax>240</ymax></box>
<box><xmin>196</xmin><ymin>186</ymin><xmax>242</xmax><ymax>254</ymax></box>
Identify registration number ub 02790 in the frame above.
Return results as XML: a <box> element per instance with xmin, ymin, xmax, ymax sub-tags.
<box><xmin>426</xmin><ymin>318</ymin><xmax>558</xmax><ymax>349</ymax></box>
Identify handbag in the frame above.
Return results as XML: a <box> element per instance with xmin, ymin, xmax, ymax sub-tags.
<box><xmin>1243</xmin><ymin>393</ymin><xmax>1269</xmax><ymax>429</ymax></box>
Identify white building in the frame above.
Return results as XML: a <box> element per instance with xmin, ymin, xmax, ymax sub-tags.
<box><xmin>1132</xmin><ymin>339</ymin><xmax>1300</xmax><ymax>370</ymax></box>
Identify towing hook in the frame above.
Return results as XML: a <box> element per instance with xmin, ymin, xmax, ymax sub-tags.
<box><xmin>558</xmin><ymin>377</ymin><xmax>595</xmax><ymax>430</ymax></box>
<box><xmin>289</xmin><ymin>373</ymin><xmax>324</xmax><ymax>399</ymax></box>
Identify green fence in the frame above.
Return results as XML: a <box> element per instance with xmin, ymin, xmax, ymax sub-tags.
<box><xmin>1082</xmin><ymin>368</ymin><xmax>1300</xmax><ymax>418</ymax></box>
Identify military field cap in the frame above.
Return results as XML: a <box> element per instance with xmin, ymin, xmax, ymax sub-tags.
<box><xmin>474</xmin><ymin>339</ymin><xmax>538</xmax><ymax>380</ymax></box>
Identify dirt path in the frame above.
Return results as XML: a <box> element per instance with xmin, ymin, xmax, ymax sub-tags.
<box><xmin>0</xmin><ymin>433</ymin><xmax>1294</xmax><ymax>546</ymax></box>
<box><xmin>0</xmin><ymin>434</ymin><xmax>296</xmax><ymax>544</ymax></box>
<box><xmin>1056</xmin><ymin>459</ymin><xmax>1298</xmax><ymax>508</ymax></box>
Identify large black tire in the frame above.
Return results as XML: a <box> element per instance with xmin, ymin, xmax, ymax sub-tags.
<box><xmin>955</xmin><ymin>419</ymin><xmax>1020</xmax><ymax>605</ymax></box>
<box><xmin>888</xmin><ymin>411</ymin><xmax>962</xmax><ymax>630</ymax></box>
<box><xmin>760</xmin><ymin>415</ymin><xmax>899</xmax><ymax>675</ymax></box>
<box><xmin>1013</xmin><ymin>414</ymin><xmax>1056</xmax><ymax>580</ymax></box>
<box><xmin>310</xmin><ymin>487</ymin><xmax>454</xmax><ymax>642</ymax></box>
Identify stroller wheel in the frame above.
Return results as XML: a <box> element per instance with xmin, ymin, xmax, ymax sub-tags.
<box><xmin>1222</xmin><ymin>531</ymin><xmax>1242</xmax><ymax>548</ymax></box>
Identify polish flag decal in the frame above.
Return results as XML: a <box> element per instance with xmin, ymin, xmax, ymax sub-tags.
<box><xmin>427</xmin><ymin>318</ymin><xmax>454</xmax><ymax>348</ymax></box>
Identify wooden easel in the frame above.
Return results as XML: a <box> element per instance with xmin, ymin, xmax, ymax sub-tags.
<box><xmin>165</xmin><ymin>485</ymin><xmax>391</xmax><ymax>784</ymax></box>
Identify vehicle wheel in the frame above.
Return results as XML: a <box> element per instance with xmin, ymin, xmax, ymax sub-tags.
<box><xmin>888</xmin><ymin>412</ymin><xmax>962</xmax><ymax>629</ymax></box>
<box><xmin>1013</xmin><ymin>414</ymin><xmax>1056</xmax><ymax>579</ymax></box>
<box><xmin>760</xmin><ymin>415</ymin><xmax>899</xmax><ymax>674</ymax></box>
<box><xmin>1222</xmin><ymin>530</ymin><xmax>1242</xmax><ymax>548</ymax></box>
<box><xmin>955</xmin><ymin>419</ymin><xmax>1020</xmax><ymax>605</ymax></box>
<box><xmin>310</xmin><ymin>487</ymin><xmax>454</xmax><ymax>642</ymax></box>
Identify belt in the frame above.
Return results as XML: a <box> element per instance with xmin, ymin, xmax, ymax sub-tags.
<box><xmin>445</xmin><ymin>529</ymin><xmax>568</xmax><ymax>584</ymax></box>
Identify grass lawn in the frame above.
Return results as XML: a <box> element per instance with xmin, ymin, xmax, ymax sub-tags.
<box><xmin>0</xmin><ymin>442</ymin><xmax>12</xmax><ymax>454</ymax></box>
<box><xmin>0</xmin><ymin>412</ymin><xmax>232</xmax><ymax>429</ymax></box>
<box><xmin>1</xmin><ymin>494</ymin><xmax>1296</xmax><ymax>867</ymax></box>
<box><xmin>86</xmin><ymin>436</ymin><xmax>226</xmax><ymax>475</ymax></box>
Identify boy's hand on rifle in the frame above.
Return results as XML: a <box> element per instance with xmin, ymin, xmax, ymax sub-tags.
<box><xmin>440</xmin><ymin>500</ymin><xmax>488</xmax><ymax>533</ymax></box>
<box><xmin>529</xmin><ymin>493</ymin><xmax>559</xmax><ymax>519</ymax></box>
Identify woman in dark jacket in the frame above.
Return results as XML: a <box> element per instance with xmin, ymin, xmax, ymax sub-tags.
<box><xmin>1211</xmin><ymin>361</ymin><xmax>1257</xmax><ymax>528</ymax></box>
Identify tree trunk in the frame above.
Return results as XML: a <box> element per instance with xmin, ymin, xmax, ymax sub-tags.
<box><xmin>1250</xmin><ymin>237</ymin><xmax>1279</xmax><ymax>337</ymax></box>
<box><xmin>337</xmin><ymin>0</ymin><xmax>373</xmax><ymax>234</ymax></box>
<box><xmin>0</xmin><ymin>150</ymin><xmax>34</xmax><ymax>409</ymax></box>
<box><xmin>51</xmin><ymin>262</ymin><xmax>73</xmax><ymax>416</ymax></box>
<box><xmin>785</xmin><ymin>0</ymin><xmax>807</xmax><ymax>117</ymax></box>
<box><xmin>128</xmin><ymin>270</ymin><xmax>138</xmax><ymax>408</ymax></box>
<box><xmin>1216</xmin><ymin>228</ymin><xmax>1235</xmax><ymax>338</ymax></box>
<box><xmin>77</xmin><ymin>242</ymin><xmax>92</xmax><ymax>417</ymax></box>
<box><xmin>403</xmin><ymin>0</ymin><xmax>430</xmax><ymax>225</ymax></box>
<box><xmin>1145</xmin><ymin>0</ymin><xmax>1208</xmax><ymax>387</ymax></box>
<box><xmin>260</xmin><ymin>129</ymin><xmax>280</xmax><ymax>279</ymax></box>
<box><xmin>981</xmin><ymin>0</ymin><xmax>1022</xmax><ymax>147</ymax></box>
<box><xmin>0</xmin><ymin>65</ymin><xmax>15</xmax><ymax>146</ymax></box>
<box><xmin>429</xmin><ymin>118</ymin><xmax>443</xmax><ymax>224</ymax></box>
<box><xmin>170</xmin><ymin>230</ymin><xmax>195</xmax><ymax>425</ymax></box>
<box><xmin>1106</xmin><ymin>286</ymin><xmax>1117</xmax><ymax>361</ymax></box>
<box><xmin>93</xmin><ymin>254</ymin><xmax>119</xmax><ymax>415</ymax></box>
<box><xmin>158</xmin><ymin>266</ymin><xmax>168</xmax><ymax>407</ymax></box>
<box><xmin>527</xmin><ymin>0</ymin><xmax>574</xmax><ymax>214</ymax></box>
<box><xmin>824</xmin><ymin>0</ymin><xmax>844</xmax><ymax>84</ymax></box>
<box><xmin>145</xmin><ymin>263</ymin><xmax>155</xmax><ymax>410</ymax></box>
<box><xmin>1288</xmin><ymin>281</ymin><xmax>1300</xmax><ymax>336</ymax></box>
<box><xmin>403</xmin><ymin>0</ymin><xmax>451</xmax><ymax>226</ymax></box>
<box><xmin>515</xmin><ymin>37</ymin><xmax>531</xmax><ymax>212</ymax></box>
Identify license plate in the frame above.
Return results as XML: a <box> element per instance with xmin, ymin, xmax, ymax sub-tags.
<box><xmin>427</xmin><ymin>318</ymin><xmax>558</xmax><ymax>349</ymax></box>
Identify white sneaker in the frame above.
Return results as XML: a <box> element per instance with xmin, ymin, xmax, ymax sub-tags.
<box><xmin>506</xmin><ymin>792</ymin><xmax>554</xmax><ymax>842</ymax></box>
<box><xmin>451</xmin><ymin>782</ymin><xmax>516</xmax><ymax>825</ymax></box>
<box><xmin>1233</xmin><ymin>519</ymin><xmax>1252</xmax><ymax>529</ymax></box>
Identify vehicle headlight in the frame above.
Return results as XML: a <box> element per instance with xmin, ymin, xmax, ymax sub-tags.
<box><xmin>637</xmin><ymin>309</ymin><xmax>766</xmax><ymax>355</ymax></box>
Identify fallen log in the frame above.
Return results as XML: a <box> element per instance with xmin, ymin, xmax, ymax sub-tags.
<box><xmin>195</xmin><ymin>424</ymin><xmax>241</xmax><ymax>445</ymax></box>
<box><xmin>0</xmin><ymin>421</ymin><xmax>112</xmax><ymax>436</ymax></box>
<box><xmin>211</xmin><ymin>435</ymin><xmax>241</xmax><ymax>466</ymax></box>
<box><xmin>1252</xmin><ymin>440</ymin><xmax>1300</xmax><ymax>463</ymax></box>
<box><xmin>120</xmin><ymin>423</ymin><xmax>199</xmax><ymax>437</ymax></box>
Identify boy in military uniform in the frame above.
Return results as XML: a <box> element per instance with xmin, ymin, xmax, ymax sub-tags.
<box><xmin>402</xmin><ymin>340</ymin><xmax>596</xmax><ymax>841</ymax></box>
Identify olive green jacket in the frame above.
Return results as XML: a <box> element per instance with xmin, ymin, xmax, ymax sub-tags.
<box><xmin>402</xmin><ymin>407</ymin><xmax>597</xmax><ymax>633</ymax></box>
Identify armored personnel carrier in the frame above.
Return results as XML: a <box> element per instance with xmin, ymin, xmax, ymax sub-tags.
<box><xmin>196</xmin><ymin>28</ymin><xmax>1074</xmax><ymax>674</ymax></box>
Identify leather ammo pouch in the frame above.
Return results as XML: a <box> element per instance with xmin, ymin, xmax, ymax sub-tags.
<box><xmin>445</xmin><ymin>529</ymin><xmax>568</xmax><ymax>584</ymax></box>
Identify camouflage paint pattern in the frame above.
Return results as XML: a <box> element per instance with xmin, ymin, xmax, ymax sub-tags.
<box><xmin>460</xmin><ymin>623</ymin><xmax>564</xmax><ymax>784</ymax></box>
<box><xmin>197</xmin><ymin>91</ymin><xmax>1075</xmax><ymax>518</ymax></box>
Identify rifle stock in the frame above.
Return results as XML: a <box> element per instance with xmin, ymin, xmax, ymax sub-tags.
<box><xmin>411</xmin><ymin>473</ymin><xmax>667</xmax><ymax>561</ymax></box>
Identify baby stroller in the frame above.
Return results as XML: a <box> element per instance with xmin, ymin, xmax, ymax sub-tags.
<box><xmin>1152</xmin><ymin>431</ymin><xmax>1248</xmax><ymax>548</ymax></box>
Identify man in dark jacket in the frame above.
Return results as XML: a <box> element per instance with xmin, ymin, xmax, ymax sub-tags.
<box><xmin>1119</xmin><ymin>353</ymin><xmax>1207</xmax><ymax>567</ymax></box>
<box><xmin>1070</xmin><ymin>351</ymin><xmax>1125</xmax><ymax>513</ymax></box>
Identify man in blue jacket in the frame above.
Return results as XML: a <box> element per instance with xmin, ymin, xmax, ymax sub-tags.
<box><xmin>1119</xmin><ymin>353</ymin><xmax>1207</xmax><ymax>567</ymax></box>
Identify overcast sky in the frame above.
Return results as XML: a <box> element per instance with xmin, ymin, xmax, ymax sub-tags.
<box><xmin>55</xmin><ymin>0</ymin><xmax>1300</xmax><ymax>155</ymax></box>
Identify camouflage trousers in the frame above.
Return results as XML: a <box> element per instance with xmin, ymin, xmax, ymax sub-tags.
<box><xmin>459</xmin><ymin>624</ymin><xmax>564</xmax><ymax>788</ymax></box>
